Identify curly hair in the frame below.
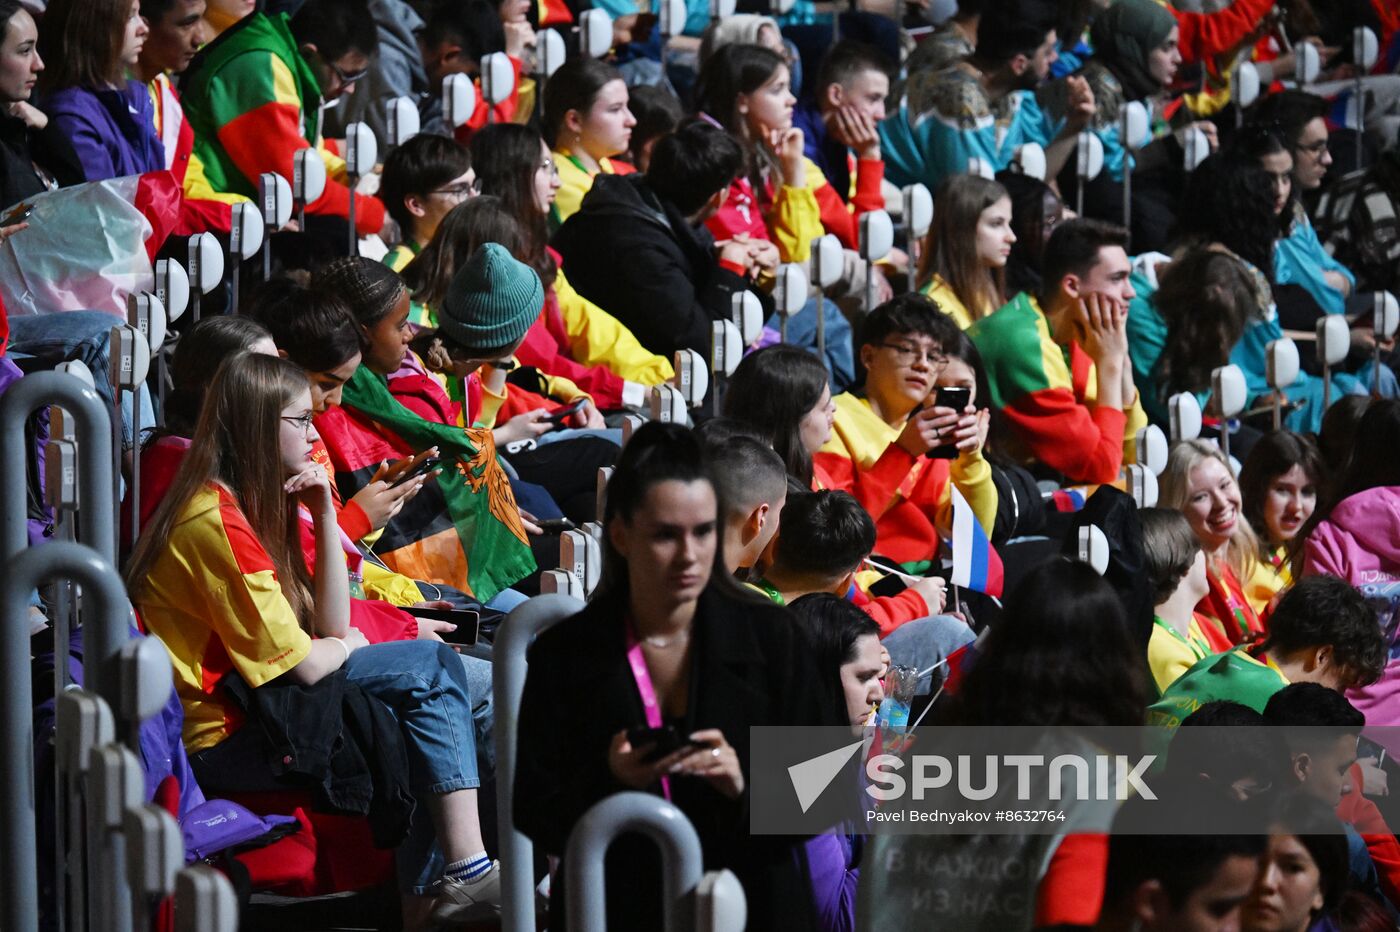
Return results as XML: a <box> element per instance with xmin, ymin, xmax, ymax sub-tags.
<box><xmin>1155</xmin><ymin>248</ymin><xmax>1263</xmax><ymax>401</ymax></box>
<box><xmin>1176</xmin><ymin>152</ymin><xmax>1278</xmax><ymax>281</ymax></box>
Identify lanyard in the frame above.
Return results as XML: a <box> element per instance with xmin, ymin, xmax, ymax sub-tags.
<box><xmin>624</xmin><ymin>617</ymin><xmax>672</xmax><ymax>801</ymax></box>
<box><xmin>1152</xmin><ymin>616</ymin><xmax>1207</xmax><ymax>661</ymax></box>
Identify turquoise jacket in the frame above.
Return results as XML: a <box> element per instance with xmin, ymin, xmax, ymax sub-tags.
<box><xmin>1273</xmin><ymin>209</ymin><xmax>1355</xmax><ymax>317</ymax></box>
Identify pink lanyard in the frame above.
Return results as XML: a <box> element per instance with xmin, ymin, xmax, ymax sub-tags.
<box><xmin>624</xmin><ymin>620</ymin><xmax>672</xmax><ymax>801</ymax></box>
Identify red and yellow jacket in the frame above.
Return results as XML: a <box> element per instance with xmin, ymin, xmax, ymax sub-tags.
<box><xmin>815</xmin><ymin>392</ymin><xmax>997</xmax><ymax>571</ymax></box>
<box><xmin>177</xmin><ymin>11</ymin><xmax>386</xmax><ymax>236</ymax></box>
<box><xmin>969</xmin><ymin>293</ymin><xmax>1148</xmax><ymax>485</ymax></box>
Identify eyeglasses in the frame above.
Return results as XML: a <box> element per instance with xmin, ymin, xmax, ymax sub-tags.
<box><xmin>430</xmin><ymin>179</ymin><xmax>479</xmax><ymax>200</ymax></box>
<box><xmin>879</xmin><ymin>342</ymin><xmax>947</xmax><ymax>368</ymax></box>
<box><xmin>537</xmin><ymin>157</ymin><xmax>560</xmax><ymax>177</ymax></box>
<box><xmin>281</xmin><ymin>414</ymin><xmax>316</xmax><ymax>435</ymax></box>
<box><xmin>320</xmin><ymin>52</ymin><xmax>368</xmax><ymax>89</ymax></box>
<box><xmin>1296</xmin><ymin>139</ymin><xmax>1329</xmax><ymax>156</ymax></box>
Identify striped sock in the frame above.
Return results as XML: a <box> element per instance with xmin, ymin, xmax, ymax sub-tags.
<box><xmin>444</xmin><ymin>853</ymin><xmax>492</xmax><ymax>883</ymax></box>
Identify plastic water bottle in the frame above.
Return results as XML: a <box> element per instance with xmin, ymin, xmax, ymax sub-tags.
<box><xmin>348</xmin><ymin>570</ymin><xmax>366</xmax><ymax>600</ymax></box>
<box><xmin>877</xmin><ymin>665</ymin><xmax>918</xmax><ymax>733</ymax></box>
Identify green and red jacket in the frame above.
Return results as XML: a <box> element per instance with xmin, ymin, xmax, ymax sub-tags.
<box><xmin>969</xmin><ymin>292</ymin><xmax>1147</xmax><ymax>485</ymax></box>
<box><xmin>178</xmin><ymin>11</ymin><xmax>385</xmax><ymax>236</ymax></box>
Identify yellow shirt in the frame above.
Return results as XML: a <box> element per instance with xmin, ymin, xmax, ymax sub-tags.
<box><xmin>1245</xmin><ymin>546</ymin><xmax>1291</xmax><ymax>617</ymax></box>
<box><xmin>921</xmin><ymin>274</ymin><xmax>991</xmax><ymax>330</ymax></box>
<box><xmin>553</xmin><ymin>268</ymin><xmax>674</xmax><ymax>385</ymax></box>
<box><xmin>136</xmin><ymin>485</ymin><xmax>311</xmax><ymax>752</ymax></box>
<box><xmin>1148</xmin><ymin>614</ymin><xmax>1212</xmax><ymax>696</ymax></box>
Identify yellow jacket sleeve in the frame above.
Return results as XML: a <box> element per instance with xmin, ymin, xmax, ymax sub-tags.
<box><xmin>766</xmin><ymin>158</ymin><xmax>825</xmax><ymax>263</ymax></box>
<box><xmin>554</xmin><ymin>270</ymin><xmax>674</xmax><ymax>385</ymax></box>
<box><xmin>362</xmin><ymin>561</ymin><xmax>427</xmax><ymax>606</ymax></box>
<box><xmin>1122</xmin><ymin>390</ymin><xmax>1149</xmax><ymax>466</ymax></box>
<box><xmin>933</xmin><ymin>449</ymin><xmax>998</xmax><ymax>538</ymax></box>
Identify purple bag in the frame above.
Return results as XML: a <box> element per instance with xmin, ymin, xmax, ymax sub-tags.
<box><xmin>181</xmin><ymin>799</ymin><xmax>299</xmax><ymax>863</ymax></box>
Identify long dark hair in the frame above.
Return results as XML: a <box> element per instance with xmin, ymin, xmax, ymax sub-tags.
<box><xmin>1238</xmin><ymin>431</ymin><xmax>1324</xmax><ymax>551</ymax></box>
<box><xmin>1155</xmin><ymin>248</ymin><xmax>1262</xmax><ymax>399</ymax></box>
<box><xmin>469</xmin><ymin>123</ymin><xmax>556</xmax><ymax>286</ymax></box>
<box><xmin>597</xmin><ymin>421</ymin><xmax>749</xmax><ymax>601</ymax></box>
<box><xmin>37</xmin><ymin>0</ymin><xmax>129</xmax><ymax>90</ymax></box>
<box><xmin>1259</xmin><ymin>791</ymin><xmax>1351</xmax><ymax>916</ymax></box>
<box><xmin>722</xmin><ymin>345</ymin><xmax>829</xmax><ymax>488</ymax></box>
<box><xmin>1233</xmin><ymin>124</ymin><xmax>1297</xmax><ymax>237</ymax></box>
<box><xmin>162</xmin><ymin>315</ymin><xmax>273</xmax><ymax>437</ymax></box>
<box><xmin>401</xmin><ymin>196</ymin><xmax>524</xmax><ymax>314</ymax></box>
<box><xmin>997</xmin><ymin>170</ymin><xmax>1060</xmax><ymax>296</ymax></box>
<box><xmin>542</xmin><ymin>57</ymin><xmax>624</xmax><ymax>149</ymax></box>
<box><xmin>1293</xmin><ymin>400</ymin><xmax>1400</xmax><ymax>576</ymax></box>
<box><xmin>948</xmin><ymin>559</ymin><xmax>1152</xmax><ymax>727</ymax></box>
<box><xmin>1176</xmin><ymin>151</ymin><xmax>1278</xmax><ymax>281</ymax></box>
<box><xmin>693</xmin><ymin>43</ymin><xmax>787</xmax><ymax>194</ymax></box>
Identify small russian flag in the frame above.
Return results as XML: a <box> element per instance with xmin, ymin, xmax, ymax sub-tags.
<box><xmin>949</xmin><ymin>485</ymin><xmax>1004</xmax><ymax>598</ymax></box>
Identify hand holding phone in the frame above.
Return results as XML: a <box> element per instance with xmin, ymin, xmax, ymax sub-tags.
<box><xmin>547</xmin><ymin>397</ymin><xmax>588</xmax><ymax>428</ymax></box>
<box><xmin>1</xmin><ymin>202</ymin><xmax>33</xmax><ymax>228</ymax></box>
<box><xmin>390</xmin><ymin>455</ymin><xmax>441</xmax><ymax>488</ymax></box>
<box><xmin>924</xmin><ymin>386</ymin><xmax>972</xmax><ymax>459</ymax></box>
<box><xmin>404</xmin><ymin>606</ymin><xmax>480</xmax><ymax>646</ymax></box>
<box><xmin>626</xmin><ymin>725</ymin><xmax>707</xmax><ymax>763</ymax></box>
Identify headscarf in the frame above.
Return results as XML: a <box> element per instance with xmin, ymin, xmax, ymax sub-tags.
<box><xmin>1089</xmin><ymin>0</ymin><xmax>1177</xmax><ymax>101</ymax></box>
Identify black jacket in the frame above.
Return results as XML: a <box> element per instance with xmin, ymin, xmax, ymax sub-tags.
<box><xmin>514</xmin><ymin>584</ymin><xmax>840</xmax><ymax>930</ymax></box>
<box><xmin>0</xmin><ymin>113</ymin><xmax>84</xmax><ymax>211</ymax></box>
<box><xmin>189</xmin><ymin>668</ymin><xmax>415</xmax><ymax>849</ymax></box>
<box><xmin>551</xmin><ymin>173</ymin><xmax>761</xmax><ymax>358</ymax></box>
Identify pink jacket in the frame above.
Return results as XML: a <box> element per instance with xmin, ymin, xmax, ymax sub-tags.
<box><xmin>1303</xmin><ymin>485</ymin><xmax>1400</xmax><ymax>754</ymax></box>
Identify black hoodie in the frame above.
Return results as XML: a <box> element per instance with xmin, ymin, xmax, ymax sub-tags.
<box><xmin>551</xmin><ymin>172</ymin><xmax>766</xmax><ymax>358</ymax></box>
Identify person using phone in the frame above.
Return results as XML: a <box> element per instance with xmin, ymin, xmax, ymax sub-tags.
<box><xmin>515</xmin><ymin>423</ymin><xmax>841</xmax><ymax>931</ymax></box>
<box><xmin>727</xmin><ymin>300</ymin><xmax>994</xmax><ymax>572</ymax></box>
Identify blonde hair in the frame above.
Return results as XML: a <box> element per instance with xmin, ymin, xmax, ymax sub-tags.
<box><xmin>1157</xmin><ymin>439</ymin><xmax>1260</xmax><ymax>584</ymax></box>
<box><xmin>125</xmin><ymin>354</ymin><xmax>316</xmax><ymax>629</ymax></box>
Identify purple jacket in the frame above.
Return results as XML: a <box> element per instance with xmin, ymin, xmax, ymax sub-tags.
<box><xmin>42</xmin><ymin>80</ymin><xmax>164</xmax><ymax>182</ymax></box>
<box><xmin>1303</xmin><ymin>485</ymin><xmax>1400</xmax><ymax>754</ymax></box>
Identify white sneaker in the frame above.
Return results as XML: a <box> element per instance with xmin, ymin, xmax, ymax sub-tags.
<box><xmin>430</xmin><ymin>861</ymin><xmax>502</xmax><ymax>925</ymax></box>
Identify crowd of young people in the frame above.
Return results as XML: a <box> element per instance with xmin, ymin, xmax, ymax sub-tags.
<box><xmin>12</xmin><ymin>0</ymin><xmax>1400</xmax><ymax>929</ymax></box>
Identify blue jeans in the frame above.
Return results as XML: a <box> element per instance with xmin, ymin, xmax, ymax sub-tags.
<box><xmin>881</xmin><ymin>615</ymin><xmax>977</xmax><ymax>694</ymax></box>
<box><xmin>7</xmin><ymin>311</ymin><xmax>156</xmax><ymax>450</ymax></box>
<box><xmin>767</xmin><ymin>296</ymin><xmax>856</xmax><ymax>393</ymax></box>
<box><xmin>343</xmin><ymin>640</ymin><xmax>479</xmax><ymax>895</ymax></box>
<box><xmin>534</xmin><ymin>426</ymin><xmax>623</xmax><ymax>448</ymax></box>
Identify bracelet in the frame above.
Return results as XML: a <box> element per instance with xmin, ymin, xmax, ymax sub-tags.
<box><xmin>325</xmin><ymin>636</ymin><xmax>351</xmax><ymax>664</ymax></box>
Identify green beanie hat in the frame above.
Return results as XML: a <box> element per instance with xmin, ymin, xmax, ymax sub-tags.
<box><xmin>439</xmin><ymin>242</ymin><xmax>543</xmax><ymax>353</ymax></box>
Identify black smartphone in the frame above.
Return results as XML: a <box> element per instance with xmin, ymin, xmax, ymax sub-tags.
<box><xmin>535</xmin><ymin>517</ymin><xmax>577</xmax><ymax>534</ymax></box>
<box><xmin>626</xmin><ymin>725</ymin><xmax>707</xmax><ymax>763</ymax></box>
<box><xmin>925</xmin><ymin>386</ymin><xmax>972</xmax><ymax>459</ymax></box>
<box><xmin>547</xmin><ymin>397</ymin><xmax>587</xmax><ymax>427</ymax></box>
<box><xmin>403</xmin><ymin>606</ymin><xmax>480</xmax><ymax>647</ymax></box>
<box><xmin>1</xmin><ymin>202</ymin><xmax>33</xmax><ymax>227</ymax></box>
<box><xmin>389</xmin><ymin>455</ymin><xmax>441</xmax><ymax>488</ymax></box>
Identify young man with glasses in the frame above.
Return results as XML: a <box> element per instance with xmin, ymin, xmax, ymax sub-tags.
<box><xmin>813</xmin><ymin>294</ymin><xmax>996</xmax><ymax>572</ymax></box>
<box><xmin>969</xmin><ymin>218</ymin><xmax>1146</xmax><ymax>486</ymax></box>
<box><xmin>380</xmin><ymin>133</ymin><xmax>477</xmax><ymax>276</ymax></box>
<box><xmin>178</xmin><ymin>0</ymin><xmax>389</xmax><ymax>243</ymax></box>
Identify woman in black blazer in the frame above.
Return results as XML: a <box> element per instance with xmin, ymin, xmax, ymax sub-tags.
<box><xmin>515</xmin><ymin>422</ymin><xmax>841</xmax><ymax>930</ymax></box>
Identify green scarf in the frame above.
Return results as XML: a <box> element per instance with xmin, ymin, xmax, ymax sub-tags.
<box><xmin>340</xmin><ymin>366</ymin><xmax>535</xmax><ymax>602</ymax></box>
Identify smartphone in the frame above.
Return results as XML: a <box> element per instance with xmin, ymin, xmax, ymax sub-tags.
<box><xmin>626</xmin><ymin>725</ymin><xmax>707</xmax><ymax>763</ymax></box>
<box><xmin>1</xmin><ymin>202</ymin><xmax>33</xmax><ymax>227</ymax></box>
<box><xmin>924</xmin><ymin>386</ymin><xmax>972</xmax><ymax>459</ymax></box>
<box><xmin>403</xmin><ymin>606</ymin><xmax>480</xmax><ymax>647</ymax></box>
<box><xmin>535</xmin><ymin>517</ymin><xmax>577</xmax><ymax>534</ymax></box>
<box><xmin>547</xmin><ymin>397</ymin><xmax>587</xmax><ymax>427</ymax></box>
<box><xmin>389</xmin><ymin>455</ymin><xmax>441</xmax><ymax>488</ymax></box>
